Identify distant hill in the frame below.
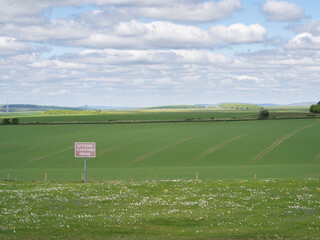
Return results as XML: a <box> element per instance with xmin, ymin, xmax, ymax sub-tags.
<box><xmin>82</xmin><ymin>105</ymin><xmax>138</xmax><ymax>110</ymax></box>
<box><xmin>144</xmin><ymin>105</ymin><xmax>206</xmax><ymax>109</ymax></box>
<box><xmin>0</xmin><ymin>104</ymin><xmax>85</xmax><ymax>113</ymax></box>
<box><xmin>258</xmin><ymin>103</ymin><xmax>280</xmax><ymax>107</ymax></box>
<box><xmin>285</xmin><ymin>102</ymin><xmax>316</xmax><ymax>107</ymax></box>
<box><xmin>219</xmin><ymin>103</ymin><xmax>261</xmax><ymax>110</ymax></box>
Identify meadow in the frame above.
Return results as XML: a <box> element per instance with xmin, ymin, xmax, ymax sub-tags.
<box><xmin>1</xmin><ymin>179</ymin><xmax>319</xmax><ymax>239</ymax></box>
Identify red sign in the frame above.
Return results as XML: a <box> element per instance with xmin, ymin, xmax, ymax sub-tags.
<box><xmin>75</xmin><ymin>142</ymin><xmax>96</xmax><ymax>158</ymax></box>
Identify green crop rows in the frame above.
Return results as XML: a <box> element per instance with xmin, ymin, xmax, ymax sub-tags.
<box><xmin>1</xmin><ymin>118</ymin><xmax>319</xmax><ymax>182</ymax></box>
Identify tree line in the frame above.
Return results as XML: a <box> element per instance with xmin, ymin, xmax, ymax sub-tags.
<box><xmin>2</xmin><ymin>118</ymin><xmax>19</xmax><ymax>125</ymax></box>
<box><xmin>309</xmin><ymin>101</ymin><xmax>320</xmax><ymax>113</ymax></box>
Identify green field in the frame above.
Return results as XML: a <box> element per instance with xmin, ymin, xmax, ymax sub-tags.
<box><xmin>1</xmin><ymin>113</ymin><xmax>320</xmax><ymax>239</ymax></box>
<box><xmin>1</xmin><ymin>118</ymin><xmax>319</xmax><ymax>182</ymax></box>
<box><xmin>0</xmin><ymin>106</ymin><xmax>316</xmax><ymax>124</ymax></box>
<box><xmin>1</xmin><ymin>110</ymin><xmax>257</xmax><ymax>123</ymax></box>
<box><xmin>1</xmin><ymin>179</ymin><xmax>319</xmax><ymax>239</ymax></box>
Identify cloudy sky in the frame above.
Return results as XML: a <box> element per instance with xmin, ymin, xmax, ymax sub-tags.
<box><xmin>0</xmin><ymin>0</ymin><xmax>319</xmax><ymax>107</ymax></box>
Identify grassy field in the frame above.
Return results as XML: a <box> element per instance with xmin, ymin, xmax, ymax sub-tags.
<box><xmin>1</xmin><ymin>110</ymin><xmax>320</xmax><ymax>239</ymax></box>
<box><xmin>0</xmin><ymin>110</ymin><xmax>257</xmax><ymax>123</ymax></box>
<box><xmin>1</xmin><ymin>118</ymin><xmax>319</xmax><ymax>182</ymax></box>
<box><xmin>0</xmin><ymin>106</ymin><xmax>316</xmax><ymax>124</ymax></box>
<box><xmin>1</xmin><ymin>179</ymin><xmax>319</xmax><ymax>239</ymax></box>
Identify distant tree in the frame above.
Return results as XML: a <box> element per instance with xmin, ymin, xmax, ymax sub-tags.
<box><xmin>11</xmin><ymin>118</ymin><xmax>19</xmax><ymax>125</ymax></box>
<box><xmin>259</xmin><ymin>109</ymin><xmax>270</xmax><ymax>119</ymax></box>
<box><xmin>309</xmin><ymin>102</ymin><xmax>320</xmax><ymax>113</ymax></box>
<box><xmin>2</xmin><ymin>118</ymin><xmax>11</xmax><ymax>125</ymax></box>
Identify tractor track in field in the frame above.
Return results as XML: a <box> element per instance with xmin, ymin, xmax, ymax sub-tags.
<box><xmin>99</xmin><ymin>139</ymin><xmax>145</xmax><ymax>155</ymax></box>
<box><xmin>248</xmin><ymin>123</ymin><xmax>314</xmax><ymax>165</ymax></box>
<box><xmin>311</xmin><ymin>153</ymin><xmax>320</xmax><ymax>164</ymax></box>
<box><xmin>186</xmin><ymin>134</ymin><xmax>247</xmax><ymax>165</ymax></box>
<box><xmin>23</xmin><ymin>146</ymin><xmax>74</xmax><ymax>165</ymax></box>
<box><xmin>0</xmin><ymin>143</ymin><xmax>16</xmax><ymax>149</ymax></box>
<box><xmin>18</xmin><ymin>143</ymin><xmax>49</xmax><ymax>154</ymax></box>
<box><xmin>120</xmin><ymin>135</ymin><xmax>201</xmax><ymax>167</ymax></box>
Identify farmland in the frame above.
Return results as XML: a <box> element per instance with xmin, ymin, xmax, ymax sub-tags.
<box><xmin>1</xmin><ymin>110</ymin><xmax>320</xmax><ymax>239</ymax></box>
<box><xmin>0</xmin><ymin>117</ymin><xmax>319</xmax><ymax>182</ymax></box>
<box><xmin>1</xmin><ymin>109</ymin><xmax>256</xmax><ymax>123</ymax></box>
<box><xmin>0</xmin><ymin>106</ymin><xmax>316</xmax><ymax>124</ymax></box>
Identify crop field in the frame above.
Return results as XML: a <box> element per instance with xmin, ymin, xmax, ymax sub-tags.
<box><xmin>1</xmin><ymin>179</ymin><xmax>319</xmax><ymax>239</ymax></box>
<box><xmin>0</xmin><ymin>118</ymin><xmax>319</xmax><ymax>182</ymax></box>
<box><xmin>0</xmin><ymin>110</ymin><xmax>258</xmax><ymax>123</ymax></box>
<box><xmin>0</xmin><ymin>106</ymin><xmax>315</xmax><ymax>124</ymax></box>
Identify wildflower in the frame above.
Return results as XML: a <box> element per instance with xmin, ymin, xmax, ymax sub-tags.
<box><xmin>164</xmin><ymin>189</ymin><xmax>168</xmax><ymax>193</ymax></box>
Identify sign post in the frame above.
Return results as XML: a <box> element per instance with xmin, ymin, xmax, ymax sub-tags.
<box><xmin>84</xmin><ymin>157</ymin><xmax>87</xmax><ymax>183</ymax></box>
<box><xmin>75</xmin><ymin>142</ymin><xmax>96</xmax><ymax>183</ymax></box>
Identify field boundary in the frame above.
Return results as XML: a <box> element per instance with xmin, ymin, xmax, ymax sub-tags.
<box><xmin>1</xmin><ymin>115</ymin><xmax>320</xmax><ymax>126</ymax></box>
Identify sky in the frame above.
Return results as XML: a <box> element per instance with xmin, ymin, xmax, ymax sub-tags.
<box><xmin>0</xmin><ymin>0</ymin><xmax>319</xmax><ymax>107</ymax></box>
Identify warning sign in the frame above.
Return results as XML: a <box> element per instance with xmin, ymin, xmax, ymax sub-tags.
<box><xmin>75</xmin><ymin>142</ymin><xmax>96</xmax><ymax>158</ymax></box>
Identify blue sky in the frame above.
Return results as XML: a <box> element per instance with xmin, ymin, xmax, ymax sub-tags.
<box><xmin>0</xmin><ymin>0</ymin><xmax>319</xmax><ymax>107</ymax></box>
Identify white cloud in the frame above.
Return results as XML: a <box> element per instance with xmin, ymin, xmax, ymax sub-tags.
<box><xmin>0</xmin><ymin>37</ymin><xmax>32</xmax><ymax>55</ymax></box>
<box><xmin>0</xmin><ymin>0</ymin><xmax>86</xmax><ymax>23</ymax></box>
<box><xmin>0</xmin><ymin>17</ymin><xmax>266</xmax><ymax>50</ymax></box>
<box><xmin>71</xmin><ymin>21</ymin><xmax>267</xmax><ymax>49</ymax></box>
<box><xmin>209</xmin><ymin>23</ymin><xmax>267</xmax><ymax>43</ymax></box>
<box><xmin>144</xmin><ymin>22</ymin><xmax>213</xmax><ymax>48</ymax></box>
<box><xmin>30</xmin><ymin>60</ymin><xmax>86</xmax><ymax>69</ymax></box>
<box><xmin>0</xmin><ymin>0</ymin><xmax>241</xmax><ymax>24</ymax></box>
<box><xmin>172</xmin><ymin>50</ymin><xmax>231</xmax><ymax>64</ymax></box>
<box><xmin>131</xmin><ymin>0</ymin><xmax>242</xmax><ymax>23</ymax></box>
<box><xmin>0</xmin><ymin>20</ymin><xmax>91</xmax><ymax>42</ymax></box>
<box><xmin>1</xmin><ymin>45</ymin><xmax>319</xmax><ymax>106</ymax></box>
<box><xmin>262</xmin><ymin>0</ymin><xmax>305</xmax><ymax>21</ymax></box>
<box><xmin>77</xmin><ymin>49</ymin><xmax>231</xmax><ymax>65</ymax></box>
<box><xmin>234</xmin><ymin>75</ymin><xmax>260</xmax><ymax>82</ymax></box>
<box><xmin>286</xmin><ymin>32</ymin><xmax>320</xmax><ymax>49</ymax></box>
<box><xmin>292</xmin><ymin>21</ymin><xmax>320</xmax><ymax>36</ymax></box>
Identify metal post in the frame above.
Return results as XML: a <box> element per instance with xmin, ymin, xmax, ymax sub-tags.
<box><xmin>84</xmin><ymin>157</ymin><xmax>87</xmax><ymax>184</ymax></box>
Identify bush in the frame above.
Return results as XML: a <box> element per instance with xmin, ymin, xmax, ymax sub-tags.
<box><xmin>259</xmin><ymin>109</ymin><xmax>270</xmax><ymax>119</ymax></box>
<box><xmin>2</xmin><ymin>118</ymin><xmax>11</xmax><ymax>125</ymax></box>
<box><xmin>11</xmin><ymin>118</ymin><xmax>19</xmax><ymax>124</ymax></box>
